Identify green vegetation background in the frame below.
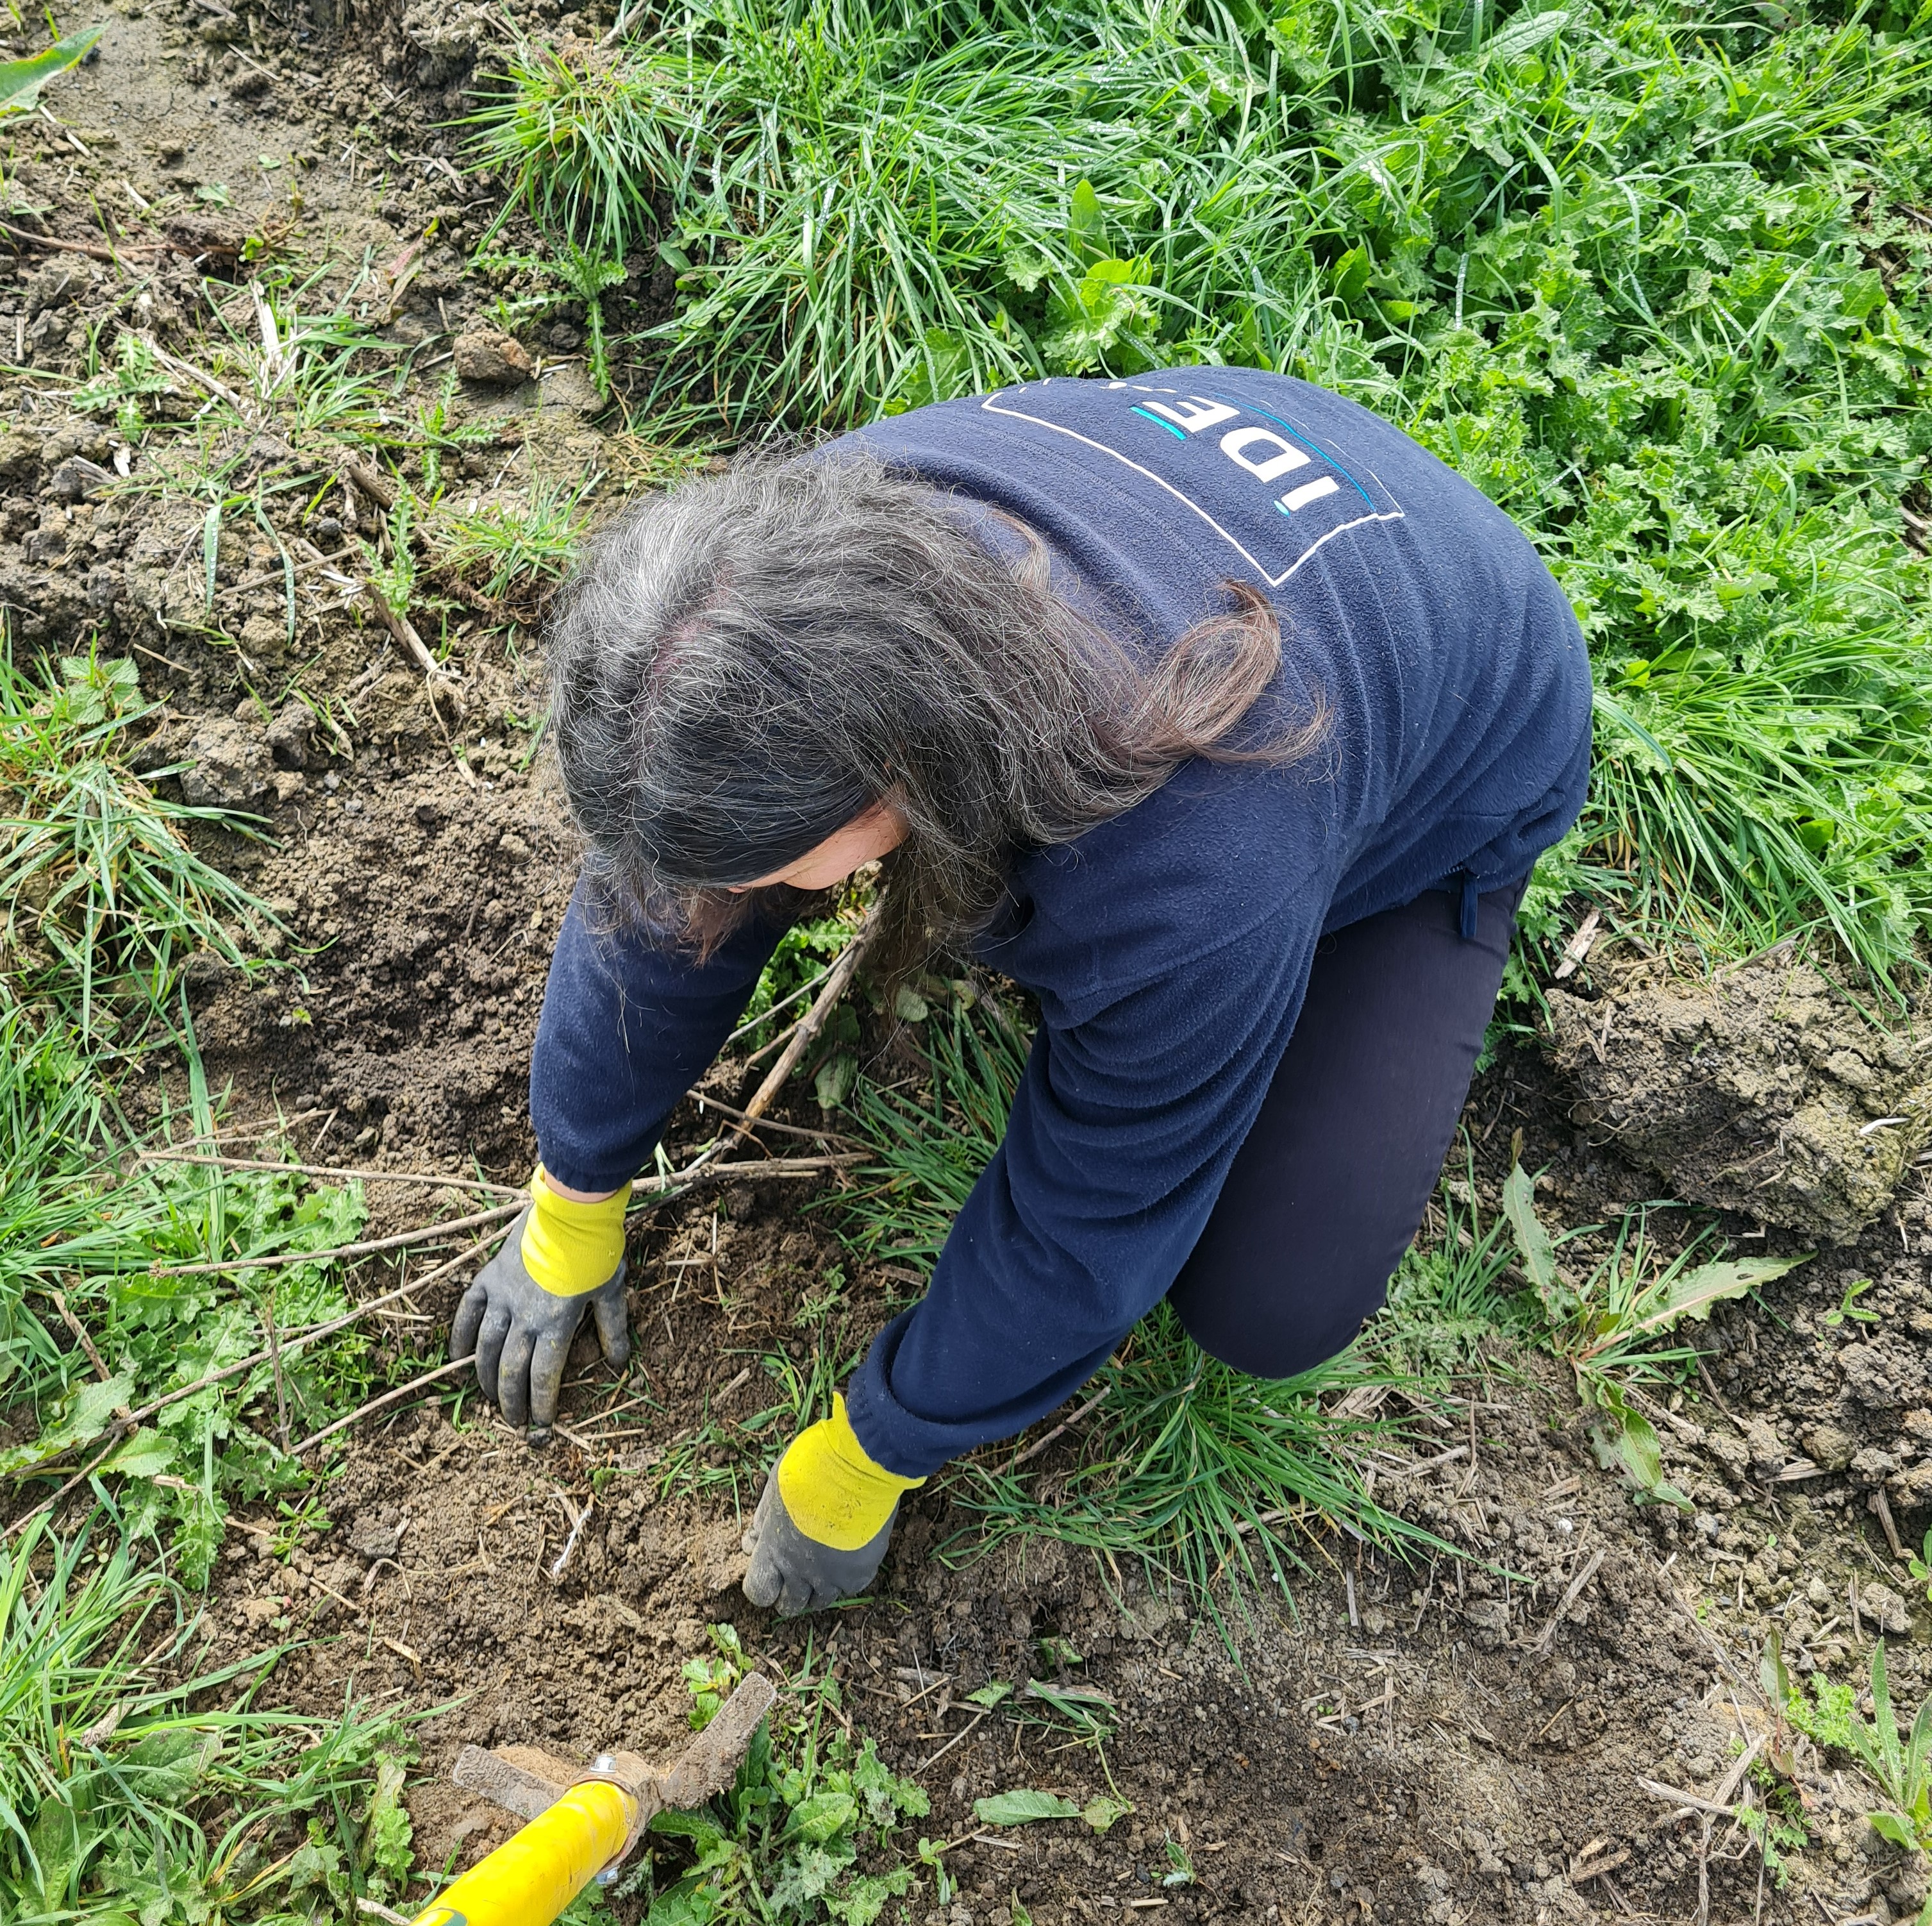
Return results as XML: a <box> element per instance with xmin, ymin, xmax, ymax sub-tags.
<box><xmin>480</xmin><ymin>0</ymin><xmax>1932</xmax><ymax>983</ymax></box>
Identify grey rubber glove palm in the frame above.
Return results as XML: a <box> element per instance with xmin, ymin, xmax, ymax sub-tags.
<box><xmin>741</xmin><ymin>1470</ymin><xmax>899</xmax><ymax>1617</ymax></box>
<box><xmin>450</xmin><ymin>1206</ymin><xmax>629</xmax><ymax>1431</ymax></box>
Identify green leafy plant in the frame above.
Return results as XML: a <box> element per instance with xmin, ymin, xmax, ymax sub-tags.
<box><xmin>972</xmin><ymin>1788</ymin><xmax>1129</xmax><ymax>1832</ymax></box>
<box><xmin>1783</xmin><ymin>1641</ymin><xmax>1932</xmax><ymax>1855</ymax></box>
<box><xmin>636</xmin><ymin>1625</ymin><xmax>930</xmax><ymax>1924</ymax></box>
<box><xmin>73</xmin><ymin>331</ymin><xmax>174</xmax><ymax>440</ymax></box>
<box><xmin>1907</xmin><ymin>1532</ymin><xmax>1932</xmax><ymax>1608</ymax></box>
<box><xmin>1824</xmin><ymin>1277</ymin><xmax>1881</xmax><ymax>1327</ymax></box>
<box><xmin>429</xmin><ymin>473</ymin><xmax>599</xmax><ymax>621</ymax></box>
<box><xmin>1</xmin><ymin>1024</ymin><xmax>378</xmax><ymax>1584</ymax></box>
<box><xmin>729</xmin><ymin>909</ymin><xmax>867</xmax><ymax>1058</ymax></box>
<box><xmin>0</xmin><ymin>1507</ymin><xmax>421</xmax><ymax>1922</ymax></box>
<box><xmin>1501</xmin><ymin>1165</ymin><xmax>1811</xmax><ymax>1504</ymax></box>
<box><xmin>1378</xmin><ymin>1153</ymin><xmax>1531</xmax><ymax>1377</ymax></box>
<box><xmin>363</xmin><ymin>487</ymin><xmax>420</xmax><ymax>622</ymax></box>
<box><xmin>471</xmin><ymin>2</ymin><xmax>1295</xmax><ymax>429</ymax></box>
<box><xmin>0</xmin><ymin>647</ymin><xmax>272</xmax><ymax>1034</ymax></box>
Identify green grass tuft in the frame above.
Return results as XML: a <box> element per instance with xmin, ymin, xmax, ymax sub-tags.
<box><xmin>0</xmin><ymin>648</ymin><xmax>271</xmax><ymax>1037</ymax></box>
<box><xmin>0</xmin><ymin>1509</ymin><xmax>420</xmax><ymax>1923</ymax></box>
<box><xmin>475</xmin><ymin>0</ymin><xmax>1932</xmax><ymax>981</ymax></box>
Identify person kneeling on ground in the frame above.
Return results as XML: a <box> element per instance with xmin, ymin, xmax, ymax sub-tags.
<box><xmin>450</xmin><ymin>369</ymin><xmax>1592</xmax><ymax>1616</ymax></box>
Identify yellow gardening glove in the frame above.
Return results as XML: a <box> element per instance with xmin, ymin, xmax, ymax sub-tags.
<box><xmin>744</xmin><ymin>1394</ymin><xmax>926</xmax><ymax>1614</ymax></box>
<box><xmin>519</xmin><ymin>1165</ymin><xmax>630</xmax><ymax>1296</ymax></box>
<box><xmin>777</xmin><ymin>1393</ymin><xmax>924</xmax><ymax>1548</ymax></box>
<box><xmin>451</xmin><ymin>1167</ymin><xmax>631</xmax><ymax>1432</ymax></box>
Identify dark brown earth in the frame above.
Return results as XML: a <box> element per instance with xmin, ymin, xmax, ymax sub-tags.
<box><xmin>11</xmin><ymin>4</ymin><xmax>1932</xmax><ymax>1923</ymax></box>
<box><xmin>1550</xmin><ymin>950</ymin><xmax>1932</xmax><ymax>1245</ymax></box>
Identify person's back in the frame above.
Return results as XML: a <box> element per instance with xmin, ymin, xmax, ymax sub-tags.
<box><xmin>856</xmin><ymin>371</ymin><xmax>1589</xmax><ymax>944</ymax></box>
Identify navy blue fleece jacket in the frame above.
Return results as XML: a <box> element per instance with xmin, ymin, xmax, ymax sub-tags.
<box><xmin>530</xmin><ymin>370</ymin><xmax>1592</xmax><ymax>1477</ymax></box>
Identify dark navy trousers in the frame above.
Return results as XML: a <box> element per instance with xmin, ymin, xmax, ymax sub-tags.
<box><xmin>1167</xmin><ymin>883</ymin><xmax>1523</xmax><ymax>1378</ymax></box>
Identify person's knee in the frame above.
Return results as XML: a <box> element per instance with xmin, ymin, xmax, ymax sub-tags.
<box><xmin>1169</xmin><ymin>1262</ymin><xmax>1393</xmax><ymax>1382</ymax></box>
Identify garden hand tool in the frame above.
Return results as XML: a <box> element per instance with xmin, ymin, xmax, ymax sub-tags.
<box><xmin>408</xmin><ymin>1672</ymin><xmax>777</xmax><ymax>1926</ymax></box>
<box><xmin>450</xmin><ymin>1171</ymin><xmax>631</xmax><ymax>1433</ymax></box>
<box><xmin>741</xmin><ymin>1391</ymin><xmax>922</xmax><ymax>1615</ymax></box>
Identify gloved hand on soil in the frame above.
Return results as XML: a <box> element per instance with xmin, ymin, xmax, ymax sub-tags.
<box><xmin>450</xmin><ymin>1168</ymin><xmax>631</xmax><ymax>1432</ymax></box>
<box><xmin>743</xmin><ymin>1392</ymin><xmax>924</xmax><ymax>1615</ymax></box>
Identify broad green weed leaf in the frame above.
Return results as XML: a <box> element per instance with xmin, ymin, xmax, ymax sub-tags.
<box><xmin>1635</xmin><ymin>1253</ymin><xmax>1811</xmax><ymax>1336</ymax></box>
<box><xmin>815</xmin><ymin>1051</ymin><xmax>856</xmax><ymax>1109</ymax></box>
<box><xmin>974</xmin><ymin>1789</ymin><xmax>1081</xmax><ymax>1827</ymax></box>
<box><xmin>1592</xmin><ymin>1391</ymin><xmax>1689</xmax><ymax>1508</ymax></box>
<box><xmin>365</xmin><ymin>1754</ymin><xmax>414</xmax><ymax>1895</ymax></box>
<box><xmin>0</xmin><ymin>1370</ymin><xmax>133</xmax><ymax>1477</ymax></box>
<box><xmin>0</xmin><ymin>26</ymin><xmax>103</xmax><ymax>113</ymax></box>
<box><xmin>1082</xmin><ymin>1796</ymin><xmax>1133</xmax><ymax>1834</ymax></box>
<box><xmin>1331</xmin><ymin>246</ymin><xmax>1372</xmax><ymax>307</ymax></box>
<box><xmin>966</xmin><ymin>1681</ymin><xmax>1013</xmax><ymax>1709</ymax></box>
<box><xmin>825</xmin><ymin>1866</ymin><xmax>915</xmax><ymax>1925</ymax></box>
<box><xmin>1486</xmin><ymin>9</ymin><xmax>1568</xmax><ymax>60</ymax></box>
<box><xmin>1067</xmin><ymin>180</ymin><xmax>1107</xmax><ymax>267</ymax></box>
<box><xmin>1589</xmin><ymin>690</ymin><xmax>1674</xmax><ymax>775</ymax></box>
<box><xmin>99</xmin><ymin>1429</ymin><xmax>176</xmax><ymax>1478</ymax></box>
<box><xmin>1501</xmin><ymin>1166</ymin><xmax>1563</xmax><ymax>1316</ymax></box>
<box><xmin>768</xmin><ymin>1842</ymin><xmax>857</xmax><ymax>1913</ymax></box>
<box><xmin>1869</xmin><ymin>1811</ymin><xmax>1919</xmax><ymax>1850</ymax></box>
<box><xmin>1873</xmin><ymin>1643</ymin><xmax>1903</xmax><ymax>1784</ymax></box>
<box><xmin>645</xmin><ymin>1873</ymin><xmax>721</xmax><ymax>1926</ymax></box>
<box><xmin>786</xmin><ymin>1789</ymin><xmax>857</xmax><ymax>1844</ymax></box>
<box><xmin>649</xmin><ymin>1809</ymin><xmax>728</xmax><ymax>1854</ymax></box>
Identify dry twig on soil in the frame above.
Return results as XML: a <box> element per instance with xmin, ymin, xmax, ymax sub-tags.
<box><xmin>149</xmin><ymin>1200</ymin><xmax>524</xmax><ymax>1277</ymax></box>
<box><xmin>137</xmin><ymin>1148</ymin><xmax>525</xmax><ymax>1198</ymax></box>
<box><xmin>289</xmin><ymin>1356</ymin><xmax>474</xmax><ymax>1455</ymax></box>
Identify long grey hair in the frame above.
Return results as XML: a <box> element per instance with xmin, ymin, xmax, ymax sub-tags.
<box><xmin>545</xmin><ymin>447</ymin><xmax>1326</xmax><ymax>971</ymax></box>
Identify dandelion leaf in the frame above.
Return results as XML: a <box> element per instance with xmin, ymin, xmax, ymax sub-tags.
<box><xmin>1636</xmin><ymin>1253</ymin><xmax>1812</xmax><ymax>1336</ymax></box>
<box><xmin>974</xmin><ymin>1789</ymin><xmax>1082</xmax><ymax>1827</ymax></box>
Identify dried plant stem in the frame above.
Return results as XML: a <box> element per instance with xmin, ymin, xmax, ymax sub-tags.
<box><xmin>629</xmin><ymin>1153</ymin><xmax>863</xmax><ymax>1202</ymax></box>
<box><xmin>138</xmin><ymin>1148</ymin><xmax>524</xmax><ymax>1199</ymax></box>
<box><xmin>688</xmin><ymin>1089</ymin><xmax>863</xmax><ymax>1149</ymax></box>
<box><xmin>150</xmin><ymin>1200</ymin><xmax>523</xmax><ymax>1278</ymax></box>
<box><xmin>49</xmin><ymin>1289</ymin><xmax>112</xmax><ymax>1383</ymax></box>
<box><xmin>687</xmin><ymin>905</ymin><xmax>882</xmax><ymax>1184</ymax></box>
<box><xmin>262</xmin><ymin>1288</ymin><xmax>290</xmax><ymax>1452</ymax></box>
<box><xmin>290</xmin><ymin>1357</ymin><xmax>474</xmax><ymax>1456</ymax></box>
<box><xmin>1010</xmin><ymin>1386</ymin><xmax>1111</xmax><ymax>1468</ymax></box>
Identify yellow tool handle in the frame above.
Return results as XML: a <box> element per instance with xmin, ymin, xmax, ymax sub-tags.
<box><xmin>408</xmin><ymin>1780</ymin><xmax>638</xmax><ymax>1926</ymax></box>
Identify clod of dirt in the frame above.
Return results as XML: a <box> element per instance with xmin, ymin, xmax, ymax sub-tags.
<box><xmin>22</xmin><ymin>264</ymin><xmax>81</xmax><ymax>318</ymax></box>
<box><xmin>1549</xmin><ymin>954</ymin><xmax>1930</xmax><ymax>1241</ymax></box>
<box><xmin>164</xmin><ymin>214</ymin><xmax>247</xmax><ymax>271</ymax></box>
<box><xmin>1803</xmin><ymin>1423</ymin><xmax>1857</xmax><ymax>1472</ymax></box>
<box><xmin>179</xmin><ymin>717</ymin><xmax>274</xmax><ymax>811</ymax></box>
<box><xmin>47</xmin><ymin>455</ymin><xmax>113</xmax><ymax>503</ymax></box>
<box><xmin>0</xmin><ymin>430</ymin><xmax>38</xmax><ymax>485</ymax></box>
<box><xmin>265</xmin><ymin>704</ymin><xmax>317</xmax><ymax>771</ymax></box>
<box><xmin>1861</xmin><ymin>1581</ymin><xmax>1915</xmax><ymax>1635</ymax></box>
<box><xmin>403</xmin><ymin>0</ymin><xmax>492</xmax><ymax>72</ymax></box>
<box><xmin>349</xmin><ymin>1506</ymin><xmax>410</xmax><ymax>1560</ymax></box>
<box><xmin>454</xmin><ymin>329</ymin><xmax>534</xmax><ymax>385</ymax></box>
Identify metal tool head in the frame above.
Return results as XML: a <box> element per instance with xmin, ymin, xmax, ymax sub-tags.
<box><xmin>649</xmin><ymin>1671</ymin><xmax>779</xmax><ymax>1811</ymax></box>
<box><xmin>449</xmin><ymin>1672</ymin><xmax>780</xmax><ymax>1827</ymax></box>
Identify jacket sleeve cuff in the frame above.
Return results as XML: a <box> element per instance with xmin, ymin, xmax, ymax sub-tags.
<box><xmin>843</xmin><ymin>1305</ymin><xmax>1118</xmax><ymax>1481</ymax></box>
